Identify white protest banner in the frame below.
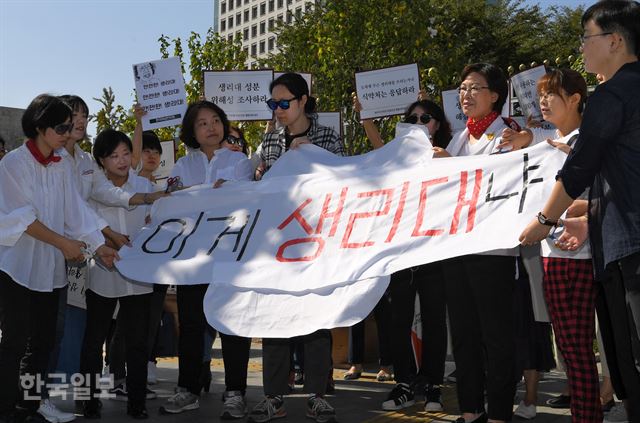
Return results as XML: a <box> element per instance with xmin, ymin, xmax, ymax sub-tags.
<box><xmin>152</xmin><ymin>140</ymin><xmax>176</xmax><ymax>182</ymax></box>
<box><xmin>316</xmin><ymin>112</ymin><xmax>342</xmax><ymax>139</ymax></box>
<box><xmin>355</xmin><ymin>64</ymin><xmax>420</xmax><ymax>119</ymax></box>
<box><xmin>442</xmin><ymin>88</ymin><xmax>467</xmax><ymax>132</ymax></box>
<box><xmin>67</xmin><ymin>265</ymin><xmax>87</xmax><ymax>309</ymax></box>
<box><xmin>511</xmin><ymin>65</ymin><xmax>546</xmax><ymax>122</ymax></box>
<box><xmin>274</xmin><ymin>72</ymin><xmax>312</xmax><ymax>93</ymax></box>
<box><xmin>204</xmin><ymin>70</ymin><xmax>274</xmax><ymax>121</ymax></box>
<box><xmin>133</xmin><ymin>57</ymin><xmax>187</xmax><ymax>130</ymax></box>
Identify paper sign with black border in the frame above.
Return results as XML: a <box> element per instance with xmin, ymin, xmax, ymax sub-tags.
<box><xmin>355</xmin><ymin>63</ymin><xmax>420</xmax><ymax>120</ymax></box>
<box><xmin>203</xmin><ymin>69</ymin><xmax>274</xmax><ymax>121</ymax></box>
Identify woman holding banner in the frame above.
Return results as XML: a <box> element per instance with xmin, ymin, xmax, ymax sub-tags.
<box><xmin>353</xmin><ymin>95</ymin><xmax>452</xmax><ymax>413</ymax></box>
<box><xmin>158</xmin><ymin>100</ymin><xmax>254</xmax><ymax>420</ymax></box>
<box><xmin>249</xmin><ymin>72</ymin><xmax>343</xmax><ymax>423</ymax></box>
<box><xmin>435</xmin><ymin>63</ymin><xmax>520</xmax><ymax>423</ymax></box>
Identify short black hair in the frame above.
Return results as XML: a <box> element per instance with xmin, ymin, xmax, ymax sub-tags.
<box><xmin>270</xmin><ymin>72</ymin><xmax>317</xmax><ymax>114</ymax></box>
<box><xmin>460</xmin><ymin>63</ymin><xmax>509</xmax><ymax>113</ymax></box>
<box><xmin>405</xmin><ymin>100</ymin><xmax>453</xmax><ymax>149</ymax></box>
<box><xmin>582</xmin><ymin>1</ymin><xmax>640</xmax><ymax>57</ymax></box>
<box><xmin>21</xmin><ymin>94</ymin><xmax>73</xmax><ymax>139</ymax></box>
<box><xmin>179</xmin><ymin>101</ymin><xmax>230</xmax><ymax>149</ymax></box>
<box><xmin>59</xmin><ymin>95</ymin><xmax>89</xmax><ymax>116</ymax></box>
<box><xmin>93</xmin><ymin>129</ymin><xmax>133</xmax><ymax>169</ymax></box>
<box><xmin>142</xmin><ymin>130</ymin><xmax>162</xmax><ymax>154</ymax></box>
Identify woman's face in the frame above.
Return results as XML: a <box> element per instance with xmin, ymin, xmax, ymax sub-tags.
<box><xmin>271</xmin><ymin>85</ymin><xmax>306</xmax><ymax>127</ymax></box>
<box><xmin>406</xmin><ymin>105</ymin><xmax>440</xmax><ymax>137</ymax></box>
<box><xmin>39</xmin><ymin>118</ymin><xmax>73</xmax><ymax>151</ymax></box>
<box><xmin>539</xmin><ymin>89</ymin><xmax>572</xmax><ymax>126</ymax></box>
<box><xmin>458</xmin><ymin>72</ymin><xmax>498</xmax><ymax>119</ymax></box>
<box><xmin>141</xmin><ymin>147</ymin><xmax>161</xmax><ymax>173</ymax></box>
<box><xmin>222</xmin><ymin>128</ymin><xmax>244</xmax><ymax>152</ymax></box>
<box><xmin>194</xmin><ymin>108</ymin><xmax>225</xmax><ymax>149</ymax></box>
<box><xmin>70</xmin><ymin>107</ymin><xmax>88</xmax><ymax>142</ymax></box>
<box><xmin>101</xmin><ymin>142</ymin><xmax>132</xmax><ymax>180</ymax></box>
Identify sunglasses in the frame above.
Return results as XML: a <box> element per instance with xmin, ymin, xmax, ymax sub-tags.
<box><xmin>226</xmin><ymin>134</ymin><xmax>246</xmax><ymax>147</ymax></box>
<box><xmin>53</xmin><ymin>122</ymin><xmax>74</xmax><ymax>135</ymax></box>
<box><xmin>266</xmin><ymin>97</ymin><xmax>299</xmax><ymax>111</ymax></box>
<box><xmin>404</xmin><ymin>114</ymin><xmax>433</xmax><ymax>125</ymax></box>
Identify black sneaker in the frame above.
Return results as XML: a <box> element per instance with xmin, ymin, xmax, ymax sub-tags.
<box><xmin>546</xmin><ymin>394</ymin><xmax>571</xmax><ymax>409</ymax></box>
<box><xmin>382</xmin><ymin>383</ymin><xmax>415</xmax><ymax>410</ymax></box>
<box><xmin>424</xmin><ymin>384</ymin><xmax>443</xmax><ymax>412</ymax></box>
<box><xmin>306</xmin><ymin>396</ymin><xmax>337</xmax><ymax>423</ymax></box>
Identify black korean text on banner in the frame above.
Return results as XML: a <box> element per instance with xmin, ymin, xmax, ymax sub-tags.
<box><xmin>203</xmin><ymin>70</ymin><xmax>274</xmax><ymax>121</ymax></box>
<box><xmin>355</xmin><ymin>64</ymin><xmax>421</xmax><ymax>120</ymax></box>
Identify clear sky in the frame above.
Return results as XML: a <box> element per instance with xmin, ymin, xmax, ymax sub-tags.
<box><xmin>0</xmin><ymin>0</ymin><xmax>592</xmax><ymax>137</ymax></box>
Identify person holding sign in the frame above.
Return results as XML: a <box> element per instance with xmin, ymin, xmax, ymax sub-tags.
<box><xmin>0</xmin><ymin>94</ymin><xmax>118</xmax><ymax>423</ymax></box>
<box><xmin>353</xmin><ymin>95</ymin><xmax>452</xmax><ymax>413</ymax></box>
<box><xmin>520</xmin><ymin>1</ymin><xmax>640</xmax><ymax>420</ymax></box>
<box><xmin>435</xmin><ymin>63</ymin><xmax>520</xmax><ymax>423</ymax></box>
<box><xmin>249</xmin><ymin>72</ymin><xmax>343</xmax><ymax>423</ymax></box>
<box><xmin>159</xmin><ymin>101</ymin><xmax>254</xmax><ymax>419</ymax></box>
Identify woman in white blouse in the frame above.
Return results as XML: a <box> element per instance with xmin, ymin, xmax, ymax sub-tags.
<box><xmin>159</xmin><ymin>101</ymin><xmax>253</xmax><ymax>418</ymax></box>
<box><xmin>78</xmin><ymin>129</ymin><xmax>154</xmax><ymax>419</ymax></box>
<box><xmin>0</xmin><ymin>94</ymin><xmax>117</xmax><ymax>422</ymax></box>
<box><xmin>435</xmin><ymin>63</ymin><xmax>519</xmax><ymax>423</ymax></box>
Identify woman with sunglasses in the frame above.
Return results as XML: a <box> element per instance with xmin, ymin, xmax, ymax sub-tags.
<box><xmin>248</xmin><ymin>72</ymin><xmax>343</xmax><ymax>423</ymax></box>
<box><xmin>159</xmin><ymin>100</ymin><xmax>254</xmax><ymax>420</ymax></box>
<box><xmin>352</xmin><ymin>95</ymin><xmax>452</xmax><ymax>413</ymax></box>
<box><xmin>435</xmin><ymin>63</ymin><xmax>520</xmax><ymax>423</ymax></box>
<box><xmin>0</xmin><ymin>94</ymin><xmax>118</xmax><ymax>423</ymax></box>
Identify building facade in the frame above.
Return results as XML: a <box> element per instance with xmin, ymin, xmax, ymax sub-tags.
<box><xmin>216</xmin><ymin>0</ymin><xmax>315</xmax><ymax>67</ymax></box>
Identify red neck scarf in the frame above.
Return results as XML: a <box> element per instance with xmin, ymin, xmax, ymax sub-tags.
<box><xmin>466</xmin><ymin>111</ymin><xmax>500</xmax><ymax>139</ymax></box>
<box><xmin>26</xmin><ymin>139</ymin><xmax>61</xmax><ymax>166</ymax></box>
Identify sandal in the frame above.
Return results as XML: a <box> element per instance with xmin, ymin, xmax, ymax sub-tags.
<box><xmin>343</xmin><ymin>365</ymin><xmax>363</xmax><ymax>380</ymax></box>
<box><xmin>376</xmin><ymin>369</ymin><xmax>393</xmax><ymax>382</ymax></box>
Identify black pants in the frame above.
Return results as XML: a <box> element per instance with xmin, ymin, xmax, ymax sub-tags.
<box><xmin>348</xmin><ymin>291</ymin><xmax>393</xmax><ymax>366</ymax></box>
<box><xmin>263</xmin><ymin>330</ymin><xmax>331</xmax><ymax>396</ymax></box>
<box><xmin>220</xmin><ymin>333</ymin><xmax>252</xmax><ymax>394</ymax></box>
<box><xmin>0</xmin><ymin>272</ymin><xmax>60</xmax><ymax>414</ymax></box>
<box><xmin>600</xmin><ymin>252</ymin><xmax>640</xmax><ymax>423</ymax></box>
<box><xmin>79</xmin><ymin>290</ymin><xmax>151</xmax><ymax>406</ymax></box>
<box><xmin>443</xmin><ymin>255</ymin><xmax>516</xmax><ymax>421</ymax></box>
<box><xmin>110</xmin><ymin>284</ymin><xmax>168</xmax><ymax>383</ymax></box>
<box><xmin>390</xmin><ymin>262</ymin><xmax>447</xmax><ymax>386</ymax></box>
<box><xmin>176</xmin><ymin>284</ymin><xmax>208</xmax><ymax>395</ymax></box>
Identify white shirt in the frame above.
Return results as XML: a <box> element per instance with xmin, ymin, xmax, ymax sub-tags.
<box><xmin>0</xmin><ymin>145</ymin><xmax>105</xmax><ymax>292</ymax></box>
<box><xmin>170</xmin><ymin>147</ymin><xmax>253</xmax><ymax>186</ymax></box>
<box><xmin>86</xmin><ymin>170</ymin><xmax>154</xmax><ymax>298</ymax></box>
<box><xmin>447</xmin><ymin>117</ymin><xmax>518</xmax><ymax>257</ymax></box>
<box><xmin>539</xmin><ymin>129</ymin><xmax>591</xmax><ymax>259</ymax></box>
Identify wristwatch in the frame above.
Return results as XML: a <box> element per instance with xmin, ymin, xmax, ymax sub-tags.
<box><xmin>537</xmin><ymin>212</ymin><xmax>558</xmax><ymax>227</ymax></box>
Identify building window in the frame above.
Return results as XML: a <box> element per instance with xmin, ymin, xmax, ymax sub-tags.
<box><xmin>221</xmin><ymin>20</ymin><xmax>226</xmax><ymax>31</ymax></box>
<box><xmin>221</xmin><ymin>1</ymin><xmax>227</xmax><ymax>14</ymax></box>
<box><xmin>244</xmin><ymin>9</ymin><xmax>249</xmax><ymax>21</ymax></box>
<box><xmin>251</xmin><ymin>43</ymin><xmax>257</xmax><ymax>56</ymax></box>
<box><xmin>228</xmin><ymin>16</ymin><xmax>233</xmax><ymax>28</ymax></box>
<box><xmin>295</xmin><ymin>6</ymin><xmax>302</xmax><ymax>18</ymax></box>
<box><xmin>229</xmin><ymin>0</ymin><xmax>234</xmax><ymax>10</ymax></box>
<box><xmin>252</xmin><ymin>5</ymin><xmax>258</xmax><ymax>18</ymax></box>
<box><xmin>236</xmin><ymin>12</ymin><xmax>242</xmax><ymax>25</ymax></box>
<box><xmin>268</xmin><ymin>37</ymin><xmax>275</xmax><ymax>51</ymax></box>
<box><xmin>259</xmin><ymin>41</ymin><xmax>265</xmax><ymax>54</ymax></box>
<box><xmin>251</xmin><ymin>24</ymin><xmax>257</xmax><ymax>38</ymax></box>
<box><xmin>268</xmin><ymin>17</ymin><xmax>275</xmax><ymax>31</ymax></box>
<box><xmin>268</xmin><ymin>0</ymin><xmax>275</xmax><ymax>12</ymax></box>
<box><xmin>236</xmin><ymin>0</ymin><xmax>241</xmax><ymax>7</ymax></box>
<box><xmin>236</xmin><ymin>30</ymin><xmax>241</xmax><ymax>39</ymax></box>
<box><xmin>287</xmin><ymin>0</ymin><xmax>292</xmax><ymax>5</ymax></box>
<box><xmin>277</xmin><ymin>0</ymin><xmax>283</xmax><ymax>7</ymax></box>
<box><xmin>260</xmin><ymin>2</ymin><xmax>266</xmax><ymax>15</ymax></box>
<box><xmin>277</xmin><ymin>13</ymin><xmax>283</xmax><ymax>22</ymax></box>
<box><xmin>286</xmin><ymin>10</ymin><xmax>292</xmax><ymax>23</ymax></box>
<box><xmin>244</xmin><ymin>0</ymin><xmax>249</xmax><ymax>4</ymax></box>
<box><xmin>260</xmin><ymin>21</ymin><xmax>266</xmax><ymax>34</ymax></box>
<box><xmin>243</xmin><ymin>28</ymin><xmax>249</xmax><ymax>40</ymax></box>
<box><xmin>305</xmin><ymin>2</ymin><xmax>312</xmax><ymax>11</ymax></box>
<box><xmin>228</xmin><ymin>34</ymin><xmax>233</xmax><ymax>42</ymax></box>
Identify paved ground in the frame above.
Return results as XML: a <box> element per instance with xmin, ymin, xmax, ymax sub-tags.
<box><xmin>49</xmin><ymin>339</ymin><xmax>576</xmax><ymax>423</ymax></box>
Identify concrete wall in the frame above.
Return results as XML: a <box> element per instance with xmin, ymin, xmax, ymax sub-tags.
<box><xmin>0</xmin><ymin>106</ymin><xmax>25</xmax><ymax>152</ymax></box>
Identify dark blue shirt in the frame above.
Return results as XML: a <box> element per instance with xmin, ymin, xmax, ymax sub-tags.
<box><xmin>557</xmin><ymin>61</ymin><xmax>640</xmax><ymax>278</ymax></box>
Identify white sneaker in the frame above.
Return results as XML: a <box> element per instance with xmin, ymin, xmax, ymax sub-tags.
<box><xmin>605</xmin><ymin>403</ymin><xmax>629</xmax><ymax>423</ymax></box>
<box><xmin>514</xmin><ymin>400</ymin><xmax>536</xmax><ymax>419</ymax></box>
<box><xmin>38</xmin><ymin>399</ymin><xmax>76</xmax><ymax>423</ymax></box>
<box><xmin>147</xmin><ymin>361</ymin><xmax>158</xmax><ymax>384</ymax></box>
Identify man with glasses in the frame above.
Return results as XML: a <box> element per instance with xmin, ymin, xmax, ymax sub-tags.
<box><xmin>520</xmin><ymin>1</ymin><xmax>640</xmax><ymax>421</ymax></box>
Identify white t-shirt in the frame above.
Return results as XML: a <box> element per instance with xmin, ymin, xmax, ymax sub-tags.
<box><xmin>86</xmin><ymin>170</ymin><xmax>154</xmax><ymax>298</ymax></box>
<box><xmin>0</xmin><ymin>144</ymin><xmax>104</xmax><ymax>292</ymax></box>
<box><xmin>170</xmin><ymin>147</ymin><xmax>253</xmax><ymax>186</ymax></box>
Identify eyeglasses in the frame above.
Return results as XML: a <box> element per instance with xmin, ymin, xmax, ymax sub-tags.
<box><xmin>458</xmin><ymin>85</ymin><xmax>490</xmax><ymax>96</ymax></box>
<box><xmin>579</xmin><ymin>32</ymin><xmax>612</xmax><ymax>44</ymax></box>
<box><xmin>405</xmin><ymin>114</ymin><xmax>433</xmax><ymax>125</ymax></box>
<box><xmin>53</xmin><ymin>122</ymin><xmax>74</xmax><ymax>135</ymax></box>
<box><xmin>266</xmin><ymin>97</ymin><xmax>299</xmax><ymax>111</ymax></box>
<box><xmin>226</xmin><ymin>134</ymin><xmax>246</xmax><ymax>147</ymax></box>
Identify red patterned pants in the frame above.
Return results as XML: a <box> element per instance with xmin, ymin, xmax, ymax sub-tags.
<box><xmin>543</xmin><ymin>257</ymin><xmax>602</xmax><ymax>423</ymax></box>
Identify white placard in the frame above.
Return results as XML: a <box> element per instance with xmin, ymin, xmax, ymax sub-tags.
<box><xmin>442</xmin><ymin>89</ymin><xmax>467</xmax><ymax>132</ymax></box>
<box><xmin>133</xmin><ymin>57</ymin><xmax>187</xmax><ymax>130</ymax></box>
<box><xmin>511</xmin><ymin>65</ymin><xmax>546</xmax><ymax>121</ymax></box>
<box><xmin>152</xmin><ymin>140</ymin><xmax>176</xmax><ymax>182</ymax></box>
<box><xmin>204</xmin><ymin>70</ymin><xmax>274</xmax><ymax>121</ymax></box>
<box><xmin>67</xmin><ymin>265</ymin><xmax>87</xmax><ymax>309</ymax></box>
<box><xmin>316</xmin><ymin>112</ymin><xmax>342</xmax><ymax>138</ymax></box>
<box><xmin>355</xmin><ymin>64</ymin><xmax>420</xmax><ymax>119</ymax></box>
<box><xmin>274</xmin><ymin>72</ymin><xmax>312</xmax><ymax>93</ymax></box>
